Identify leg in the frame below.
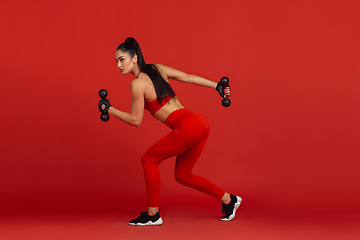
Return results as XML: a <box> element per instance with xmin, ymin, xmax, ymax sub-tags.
<box><xmin>174</xmin><ymin>132</ymin><xmax>226</xmax><ymax>201</ymax></box>
<box><xmin>141</xmin><ymin>128</ymin><xmax>201</xmax><ymax>209</ymax></box>
<box><xmin>130</xmin><ymin>130</ymin><xmax>192</xmax><ymax>225</ymax></box>
<box><xmin>221</xmin><ymin>192</ymin><xmax>231</xmax><ymax>204</ymax></box>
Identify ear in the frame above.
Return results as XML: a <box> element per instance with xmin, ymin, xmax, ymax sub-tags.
<box><xmin>132</xmin><ymin>55</ymin><xmax>138</xmax><ymax>64</ymax></box>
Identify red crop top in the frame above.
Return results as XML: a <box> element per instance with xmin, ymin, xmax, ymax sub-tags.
<box><xmin>144</xmin><ymin>95</ymin><xmax>175</xmax><ymax>115</ymax></box>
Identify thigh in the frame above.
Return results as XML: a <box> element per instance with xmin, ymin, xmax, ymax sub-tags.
<box><xmin>175</xmin><ymin>130</ymin><xmax>209</xmax><ymax>173</ymax></box>
<box><xmin>144</xmin><ymin>110</ymin><xmax>210</xmax><ymax>165</ymax></box>
<box><xmin>143</xmin><ymin>129</ymin><xmax>193</xmax><ymax>165</ymax></box>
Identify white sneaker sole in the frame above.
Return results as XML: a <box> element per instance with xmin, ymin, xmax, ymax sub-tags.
<box><xmin>129</xmin><ymin>217</ymin><xmax>163</xmax><ymax>226</ymax></box>
<box><xmin>220</xmin><ymin>196</ymin><xmax>242</xmax><ymax>221</ymax></box>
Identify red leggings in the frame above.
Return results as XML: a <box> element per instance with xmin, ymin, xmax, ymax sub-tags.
<box><xmin>141</xmin><ymin>108</ymin><xmax>225</xmax><ymax>207</ymax></box>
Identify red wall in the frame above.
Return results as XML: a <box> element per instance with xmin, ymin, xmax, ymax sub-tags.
<box><xmin>1</xmin><ymin>0</ymin><xmax>359</xmax><ymax>216</ymax></box>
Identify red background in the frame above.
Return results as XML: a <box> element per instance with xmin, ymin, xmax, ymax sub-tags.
<box><xmin>1</xmin><ymin>0</ymin><xmax>359</xmax><ymax>222</ymax></box>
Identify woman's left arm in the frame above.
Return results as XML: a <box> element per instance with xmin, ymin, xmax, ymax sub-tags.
<box><xmin>156</xmin><ymin>64</ymin><xmax>231</xmax><ymax>97</ymax></box>
<box><xmin>156</xmin><ymin>64</ymin><xmax>217</xmax><ymax>89</ymax></box>
<box><xmin>107</xmin><ymin>80</ymin><xmax>145</xmax><ymax>127</ymax></box>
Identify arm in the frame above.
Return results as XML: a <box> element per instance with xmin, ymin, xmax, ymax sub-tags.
<box><xmin>107</xmin><ymin>80</ymin><xmax>145</xmax><ymax>127</ymax></box>
<box><xmin>156</xmin><ymin>64</ymin><xmax>217</xmax><ymax>89</ymax></box>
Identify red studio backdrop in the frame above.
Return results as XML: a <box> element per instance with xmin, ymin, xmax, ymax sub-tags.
<box><xmin>0</xmin><ymin>0</ymin><xmax>359</xmax><ymax>219</ymax></box>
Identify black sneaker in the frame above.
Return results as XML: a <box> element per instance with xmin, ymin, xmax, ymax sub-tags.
<box><xmin>220</xmin><ymin>194</ymin><xmax>242</xmax><ymax>221</ymax></box>
<box><xmin>129</xmin><ymin>211</ymin><xmax>163</xmax><ymax>226</ymax></box>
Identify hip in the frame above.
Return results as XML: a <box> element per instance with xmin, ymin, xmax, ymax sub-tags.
<box><xmin>164</xmin><ymin>108</ymin><xmax>210</xmax><ymax>132</ymax></box>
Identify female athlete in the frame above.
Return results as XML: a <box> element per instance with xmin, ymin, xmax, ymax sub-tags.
<box><xmin>99</xmin><ymin>37</ymin><xmax>241</xmax><ymax>226</ymax></box>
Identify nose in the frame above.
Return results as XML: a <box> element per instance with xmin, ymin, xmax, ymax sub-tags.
<box><xmin>117</xmin><ymin>61</ymin><xmax>122</xmax><ymax>69</ymax></box>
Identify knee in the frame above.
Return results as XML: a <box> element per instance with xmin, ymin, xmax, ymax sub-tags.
<box><xmin>175</xmin><ymin>171</ymin><xmax>191</xmax><ymax>186</ymax></box>
<box><xmin>141</xmin><ymin>153</ymin><xmax>151</xmax><ymax>166</ymax></box>
<box><xmin>141</xmin><ymin>152</ymin><xmax>158</xmax><ymax>167</ymax></box>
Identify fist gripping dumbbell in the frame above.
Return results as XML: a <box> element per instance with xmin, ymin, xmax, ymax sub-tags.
<box><xmin>216</xmin><ymin>77</ymin><xmax>231</xmax><ymax>107</ymax></box>
<box><xmin>98</xmin><ymin>89</ymin><xmax>111</xmax><ymax>122</ymax></box>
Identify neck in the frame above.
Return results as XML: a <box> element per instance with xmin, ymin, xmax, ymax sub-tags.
<box><xmin>131</xmin><ymin>65</ymin><xmax>141</xmax><ymax>78</ymax></box>
<box><xmin>136</xmin><ymin>71</ymin><xmax>142</xmax><ymax>78</ymax></box>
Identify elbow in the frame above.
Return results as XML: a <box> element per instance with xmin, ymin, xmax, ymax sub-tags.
<box><xmin>133</xmin><ymin>122</ymin><xmax>141</xmax><ymax>127</ymax></box>
<box><xmin>131</xmin><ymin>118</ymin><xmax>142</xmax><ymax>127</ymax></box>
<box><xmin>126</xmin><ymin>113</ymin><xmax>143</xmax><ymax>127</ymax></box>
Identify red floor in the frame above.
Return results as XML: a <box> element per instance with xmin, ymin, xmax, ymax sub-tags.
<box><xmin>1</xmin><ymin>204</ymin><xmax>359</xmax><ymax>240</ymax></box>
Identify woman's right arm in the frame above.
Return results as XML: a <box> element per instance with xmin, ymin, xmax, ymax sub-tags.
<box><xmin>107</xmin><ymin>80</ymin><xmax>145</xmax><ymax>127</ymax></box>
<box><xmin>156</xmin><ymin>64</ymin><xmax>217</xmax><ymax>90</ymax></box>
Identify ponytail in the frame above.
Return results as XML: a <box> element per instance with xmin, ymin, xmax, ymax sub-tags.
<box><xmin>116</xmin><ymin>37</ymin><xmax>175</xmax><ymax>104</ymax></box>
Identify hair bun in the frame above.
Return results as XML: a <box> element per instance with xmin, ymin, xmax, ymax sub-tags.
<box><xmin>125</xmin><ymin>37</ymin><xmax>136</xmax><ymax>45</ymax></box>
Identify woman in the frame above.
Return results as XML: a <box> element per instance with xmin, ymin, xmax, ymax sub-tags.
<box><xmin>99</xmin><ymin>37</ymin><xmax>242</xmax><ymax>226</ymax></box>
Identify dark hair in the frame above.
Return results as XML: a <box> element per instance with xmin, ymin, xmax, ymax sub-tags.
<box><xmin>116</xmin><ymin>37</ymin><xmax>175</xmax><ymax>104</ymax></box>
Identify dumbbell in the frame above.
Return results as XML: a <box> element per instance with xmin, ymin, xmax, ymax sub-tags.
<box><xmin>219</xmin><ymin>77</ymin><xmax>231</xmax><ymax>107</ymax></box>
<box><xmin>98</xmin><ymin>89</ymin><xmax>110</xmax><ymax>122</ymax></box>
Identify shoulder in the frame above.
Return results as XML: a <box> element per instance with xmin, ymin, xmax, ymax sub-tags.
<box><xmin>130</xmin><ymin>77</ymin><xmax>147</xmax><ymax>91</ymax></box>
<box><xmin>154</xmin><ymin>63</ymin><xmax>169</xmax><ymax>80</ymax></box>
<box><xmin>155</xmin><ymin>63</ymin><xmax>171</xmax><ymax>73</ymax></box>
<box><xmin>154</xmin><ymin>63</ymin><xmax>164</xmax><ymax>69</ymax></box>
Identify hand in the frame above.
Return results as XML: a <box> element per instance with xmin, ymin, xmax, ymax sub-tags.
<box><xmin>216</xmin><ymin>77</ymin><xmax>231</xmax><ymax>107</ymax></box>
<box><xmin>216</xmin><ymin>80</ymin><xmax>231</xmax><ymax>98</ymax></box>
<box><xmin>224</xmin><ymin>86</ymin><xmax>231</xmax><ymax>97</ymax></box>
<box><xmin>98</xmin><ymin>99</ymin><xmax>111</xmax><ymax>113</ymax></box>
<box><xmin>216</xmin><ymin>82</ymin><xmax>226</xmax><ymax>97</ymax></box>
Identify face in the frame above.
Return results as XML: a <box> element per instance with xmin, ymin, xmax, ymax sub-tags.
<box><xmin>115</xmin><ymin>50</ymin><xmax>138</xmax><ymax>75</ymax></box>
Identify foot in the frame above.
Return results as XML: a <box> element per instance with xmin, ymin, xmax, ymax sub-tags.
<box><xmin>220</xmin><ymin>194</ymin><xmax>242</xmax><ymax>221</ymax></box>
<box><xmin>129</xmin><ymin>211</ymin><xmax>163</xmax><ymax>226</ymax></box>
